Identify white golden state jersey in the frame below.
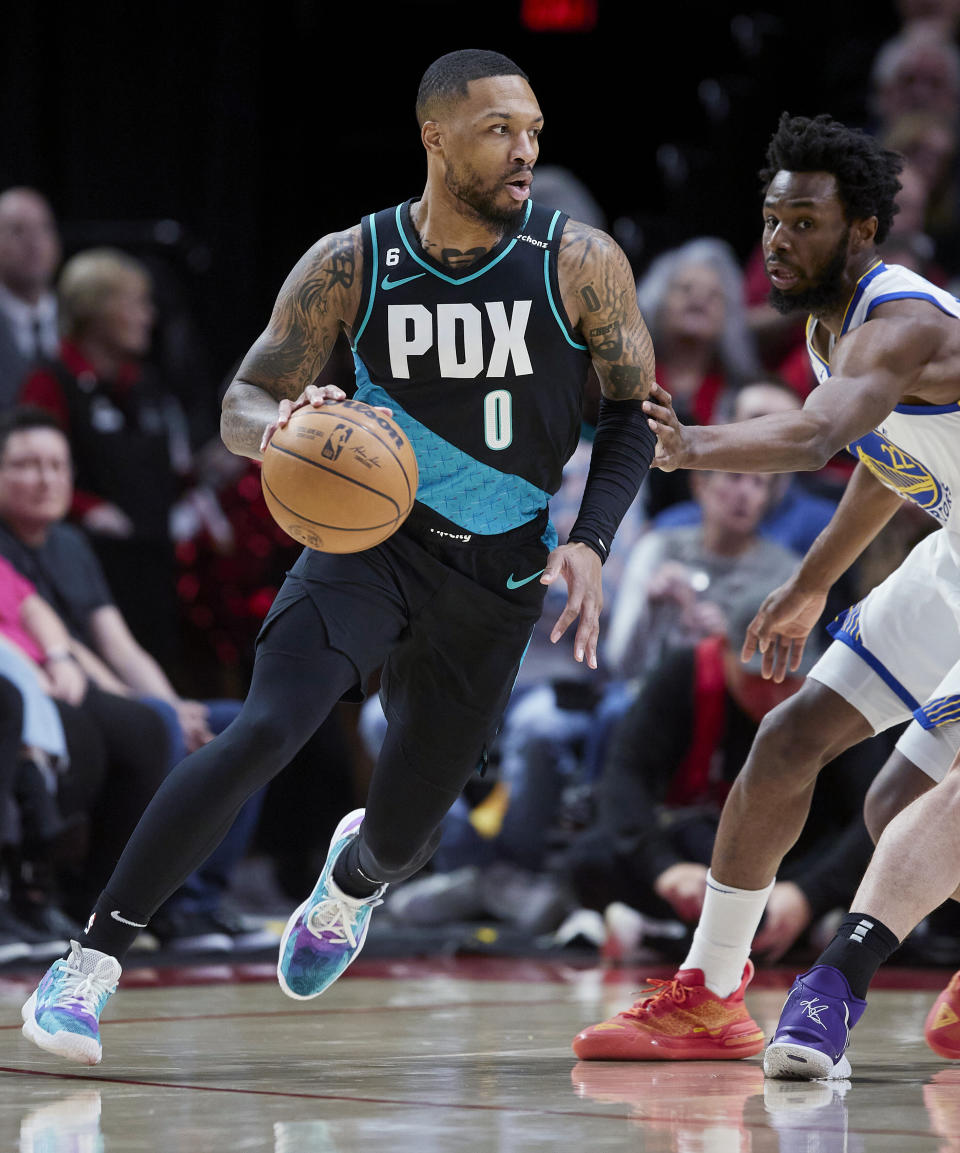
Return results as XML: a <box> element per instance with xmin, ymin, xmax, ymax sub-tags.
<box><xmin>806</xmin><ymin>261</ymin><xmax>960</xmax><ymax>540</ymax></box>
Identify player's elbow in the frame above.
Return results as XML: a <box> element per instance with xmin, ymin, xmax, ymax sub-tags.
<box><xmin>220</xmin><ymin>383</ymin><xmax>245</xmax><ymax>454</ymax></box>
<box><xmin>796</xmin><ymin>418</ymin><xmax>843</xmax><ymax>471</ymax></box>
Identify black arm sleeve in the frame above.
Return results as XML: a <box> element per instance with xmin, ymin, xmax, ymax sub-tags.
<box><xmin>568</xmin><ymin>397</ymin><xmax>656</xmax><ymax>563</ymax></box>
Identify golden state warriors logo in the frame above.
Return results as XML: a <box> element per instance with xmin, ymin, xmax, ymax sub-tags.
<box><xmin>848</xmin><ymin>431</ymin><xmax>951</xmax><ymax>522</ymax></box>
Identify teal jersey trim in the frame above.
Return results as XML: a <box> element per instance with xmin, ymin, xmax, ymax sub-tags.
<box><xmin>545</xmin><ymin>210</ymin><xmax>588</xmax><ymax>351</ymax></box>
<box><xmin>394</xmin><ymin>201</ymin><xmax>533</xmax><ymax>285</ymax></box>
<box><xmin>351</xmin><ymin>214</ymin><xmax>379</xmax><ymax>347</ymax></box>
<box><xmin>352</xmin><ymin>366</ymin><xmax>552</xmax><ymax>534</ymax></box>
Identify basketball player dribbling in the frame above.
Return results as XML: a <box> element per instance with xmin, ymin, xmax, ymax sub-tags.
<box><xmin>573</xmin><ymin>113</ymin><xmax>960</xmax><ymax>1080</ymax></box>
<box><xmin>21</xmin><ymin>49</ymin><xmax>659</xmax><ymax>1065</ymax></box>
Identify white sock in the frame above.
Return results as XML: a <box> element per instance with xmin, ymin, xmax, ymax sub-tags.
<box><xmin>681</xmin><ymin>870</ymin><xmax>775</xmax><ymax>997</ymax></box>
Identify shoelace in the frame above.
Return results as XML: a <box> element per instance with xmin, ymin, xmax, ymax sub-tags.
<box><xmin>622</xmin><ymin>977</ymin><xmax>691</xmax><ymax>1019</ymax></box>
<box><xmin>306</xmin><ymin>895</ymin><xmax>383</xmax><ymax>947</ymax></box>
<box><xmin>55</xmin><ymin>966</ymin><xmax>115</xmax><ymax>1015</ymax></box>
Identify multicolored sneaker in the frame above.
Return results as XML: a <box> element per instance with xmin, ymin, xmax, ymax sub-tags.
<box><xmin>277</xmin><ymin>809</ymin><xmax>385</xmax><ymax>1000</ymax></box>
<box><xmin>925</xmin><ymin>969</ymin><xmax>960</xmax><ymax>1058</ymax></box>
<box><xmin>20</xmin><ymin>940</ymin><xmax>121</xmax><ymax>1065</ymax></box>
<box><xmin>763</xmin><ymin>964</ymin><xmax>867</xmax><ymax>1080</ymax></box>
<box><xmin>572</xmin><ymin>960</ymin><xmax>765</xmax><ymax>1060</ymax></box>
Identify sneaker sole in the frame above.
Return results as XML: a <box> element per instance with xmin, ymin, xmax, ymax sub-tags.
<box><xmin>573</xmin><ymin>1030</ymin><xmax>765</xmax><ymax>1061</ymax></box>
<box><xmin>20</xmin><ymin>993</ymin><xmax>102</xmax><ymax>1066</ymax></box>
<box><xmin>764</xmin><ymin>1042</ymin><xmax>851</xmax><ymax>1080</ymax></box>
<box><xmin>276</xmin><ymin>809</ymin><xmax>368</xmax><ymax>1002</ymax></box>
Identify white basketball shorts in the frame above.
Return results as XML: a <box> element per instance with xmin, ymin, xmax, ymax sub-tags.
<box><xmin>808</xmin><ymin>527</ymin><xmax>960</xmax><ymax>781</ymax></box>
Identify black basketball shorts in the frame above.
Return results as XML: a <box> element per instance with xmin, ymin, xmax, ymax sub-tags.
<box><xmin>258</xmin><ymin>509</ymin><xmax>551</xmax><ymax>763</ymax></box>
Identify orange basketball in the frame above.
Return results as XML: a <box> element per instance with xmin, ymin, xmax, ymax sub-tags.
<box><xmin>261</xmin><ymin>400</ymin><xmax>418</xmax><ymax>552</ymax></box>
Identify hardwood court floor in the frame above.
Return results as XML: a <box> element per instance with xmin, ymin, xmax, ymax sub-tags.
<box><xmin>1</xmin><ymin>957</ymin><xmax>959</xmax><ymax>1151</ymax></box>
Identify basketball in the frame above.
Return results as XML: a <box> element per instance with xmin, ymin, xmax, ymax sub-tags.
<box><xmin>260</xmin><ymin>400</ymin><xmax>418</xmax><ymax>552</ymax></box>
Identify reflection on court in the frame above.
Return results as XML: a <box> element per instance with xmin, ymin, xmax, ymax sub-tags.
<box><xmin>1</xmin><ymin>958</ymin><xmax>957</xmax><ymax>1151</ymax></box>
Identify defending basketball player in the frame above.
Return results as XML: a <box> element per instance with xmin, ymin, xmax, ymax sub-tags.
<box><xmin>572</xmin><ymin>113</ymin><xmax>960</xmax><ymax>1079</ymax></box>
<box><xmin>20</xmin><ymin>50</ymin><xmax>658</xmax><ymax>1065</ymax></box>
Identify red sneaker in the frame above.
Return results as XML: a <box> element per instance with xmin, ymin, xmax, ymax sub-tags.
<box><xmin>572</xmin><ymin>960</ymin><xmax>765</xmax><ymax>1061</ymax></box>
<box><xmin>925</xmin><ymin>970</ymin><xmax>960</xmax><ymax>1059</ymax></box>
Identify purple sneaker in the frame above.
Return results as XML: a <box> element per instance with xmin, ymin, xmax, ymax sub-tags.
<box><xmin>277</xmin><ymin>808</ymin><xmax>386</xmax><ymax>1000</ymax></box>
<box><xmin>763</xmin><ymin>965</ymin><xmax>867</xmax><ymax>1081</ymax></box>
<box><xmin>21</xmin><ymin>940</ymin><xmax>121</xmax><ymax>1065</ymax></box>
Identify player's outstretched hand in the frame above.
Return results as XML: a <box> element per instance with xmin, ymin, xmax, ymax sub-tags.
<box><xmin>741</xmin><ymin>575</ymin><xmax>829</xmax><ymax>682</ymax></box>
<box><xmin>644</xmin><ymin>382</ymin><xmax>690</xmax><ymax>472</ymax></box>
<box><xmin>259</xmin><ymin>384</ymin><xmax>393</xmax><ymax>453</ymax></box>
<box><xmin>541</xmin><ymin>542</ymin><xmax>603</xmax><ymax>669</ymax></box>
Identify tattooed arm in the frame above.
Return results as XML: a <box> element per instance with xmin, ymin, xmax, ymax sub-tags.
<box><xmin>221</xmin><ymin>227</ymin><xmax>363</xmax><ymax>460</ymax></box>
<box><xmin>558</xmin><ymin>221</ymin><xmax>656</xmax><ymax>399</ymax></box>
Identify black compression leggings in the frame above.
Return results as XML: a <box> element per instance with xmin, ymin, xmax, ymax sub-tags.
<box><xmin>93</xmin><ymin>594</ymin><xmax>475</xmax><ymax>942</ymax></box>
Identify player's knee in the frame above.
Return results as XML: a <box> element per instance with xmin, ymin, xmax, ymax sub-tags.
<box><xmin>227</xmin><ymin>710</ymin><xmax>299</xmax><ymax>772</ymax></box>
<box><xmin>744</xmin><ymin>699</ymin><xmax>833</xmax><ymax>789</ymax></box>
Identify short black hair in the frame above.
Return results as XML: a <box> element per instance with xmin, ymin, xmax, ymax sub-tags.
<box><xmin>416</xmin><ymin>49</ymin><xmax>528</xmax><ymax>124</ymax></box>
<box><xmin>759</xmin><ymin>113</ymin><xmax>904</xmax><ymax>244</ymax></box>
<box><xmin>0</xmin><ymin>406</ymin><xmax>66</xmax><ymax>462</ymax></box>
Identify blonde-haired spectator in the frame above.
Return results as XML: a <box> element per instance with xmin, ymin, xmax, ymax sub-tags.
<box><xmin>19</xmin><ymin>248</ymin><xmax>192</xmax><ymax>666</ymax></box>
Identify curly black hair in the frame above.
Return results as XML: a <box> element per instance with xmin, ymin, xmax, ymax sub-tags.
<box><xmin>416</xmin><ymin>50</ymin><xmax>528</xmax><ymax>125</ymax></box>
<box><xmin>759</xmin><ymin>113</ymin><xmax>904</xmax><ymax>244</ymax></box>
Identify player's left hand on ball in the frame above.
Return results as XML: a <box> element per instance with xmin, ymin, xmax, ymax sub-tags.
<box><xmin>541</xmin><ymin>542</ymin><xmax>603</xmax><ymax>669</ymax></box>
<box><xmin>644</xmin><ymin>382</ymin><xmax>689</xmax><ymax>472</ymax></box>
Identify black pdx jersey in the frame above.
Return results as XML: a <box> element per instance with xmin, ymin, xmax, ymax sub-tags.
<box><xmin>350</xmin><ymin>199</ymin><xmax>590</xmax><ymax>538</ymax></box>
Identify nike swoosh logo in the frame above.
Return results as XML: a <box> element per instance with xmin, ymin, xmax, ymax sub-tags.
<box><xmin>110</xmin><ymin>910</ymin><xmax>148</xmax><ymax>927</ymax></box>
<box><xmin>380</xmin><ymin>273</ymin><xmax>426</xmax><ymax>291</ymax></box>
<box><xmin>506</xmin><ymin>568</ymin><xmax>545</xmax><ymax>589</ymax></box>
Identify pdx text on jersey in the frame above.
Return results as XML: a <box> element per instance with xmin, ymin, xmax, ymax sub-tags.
<box><xmin>387</xmin><ymin>300</ymin><xmax>533</xmax><ymax>379</ymax></box>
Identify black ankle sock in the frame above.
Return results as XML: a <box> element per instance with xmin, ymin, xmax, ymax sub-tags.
<box><xmin>81</xmin><ymin>891</ymin><xmax>150</xmax><ymax>963</ymax></box>
<box><xmin>815</xmin><ymin>911</ymin><xmax>901</xmax><ymax>999</ymax></box>
<box><xmin>332</xmin><ymin>838</ymin><xmax>383</xmax><ymax>899</ymax></box>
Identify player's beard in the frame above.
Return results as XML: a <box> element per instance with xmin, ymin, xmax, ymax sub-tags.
<box><xmin>767</xmin><ymin>228</ymin><xmax>851</xmax><ymax>316</ymax></box>
<box><xmin>444</xmin><ymin>161</ymin><xmax>526</xmax><ymax>229</ymax></box>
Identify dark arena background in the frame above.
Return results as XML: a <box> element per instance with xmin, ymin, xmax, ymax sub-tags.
<box><xmin>3</xmin><ymin>0</ymin><xmax>903</xmax><ymax>435</ymax></box>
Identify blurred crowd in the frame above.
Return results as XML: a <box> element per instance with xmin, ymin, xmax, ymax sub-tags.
<box><xmin>2</xmin><ymin>0</ymin><xmax>960</xmax><ymax>968</ymax></box>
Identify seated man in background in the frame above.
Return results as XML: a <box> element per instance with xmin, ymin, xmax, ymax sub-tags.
<box><xmin>562</xmin><ymin>585</ymin><xmax>886</xmax><ymax>962</ymax></box>
<box><xmin>0</xmin><ymin>188</ymin><xmax>60</xmax><ymax>409</ymax></box>
<box><xmin>0</xmin><ymin>407</ymin><xmax>273</xmax><ymax>951</ymax></box>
